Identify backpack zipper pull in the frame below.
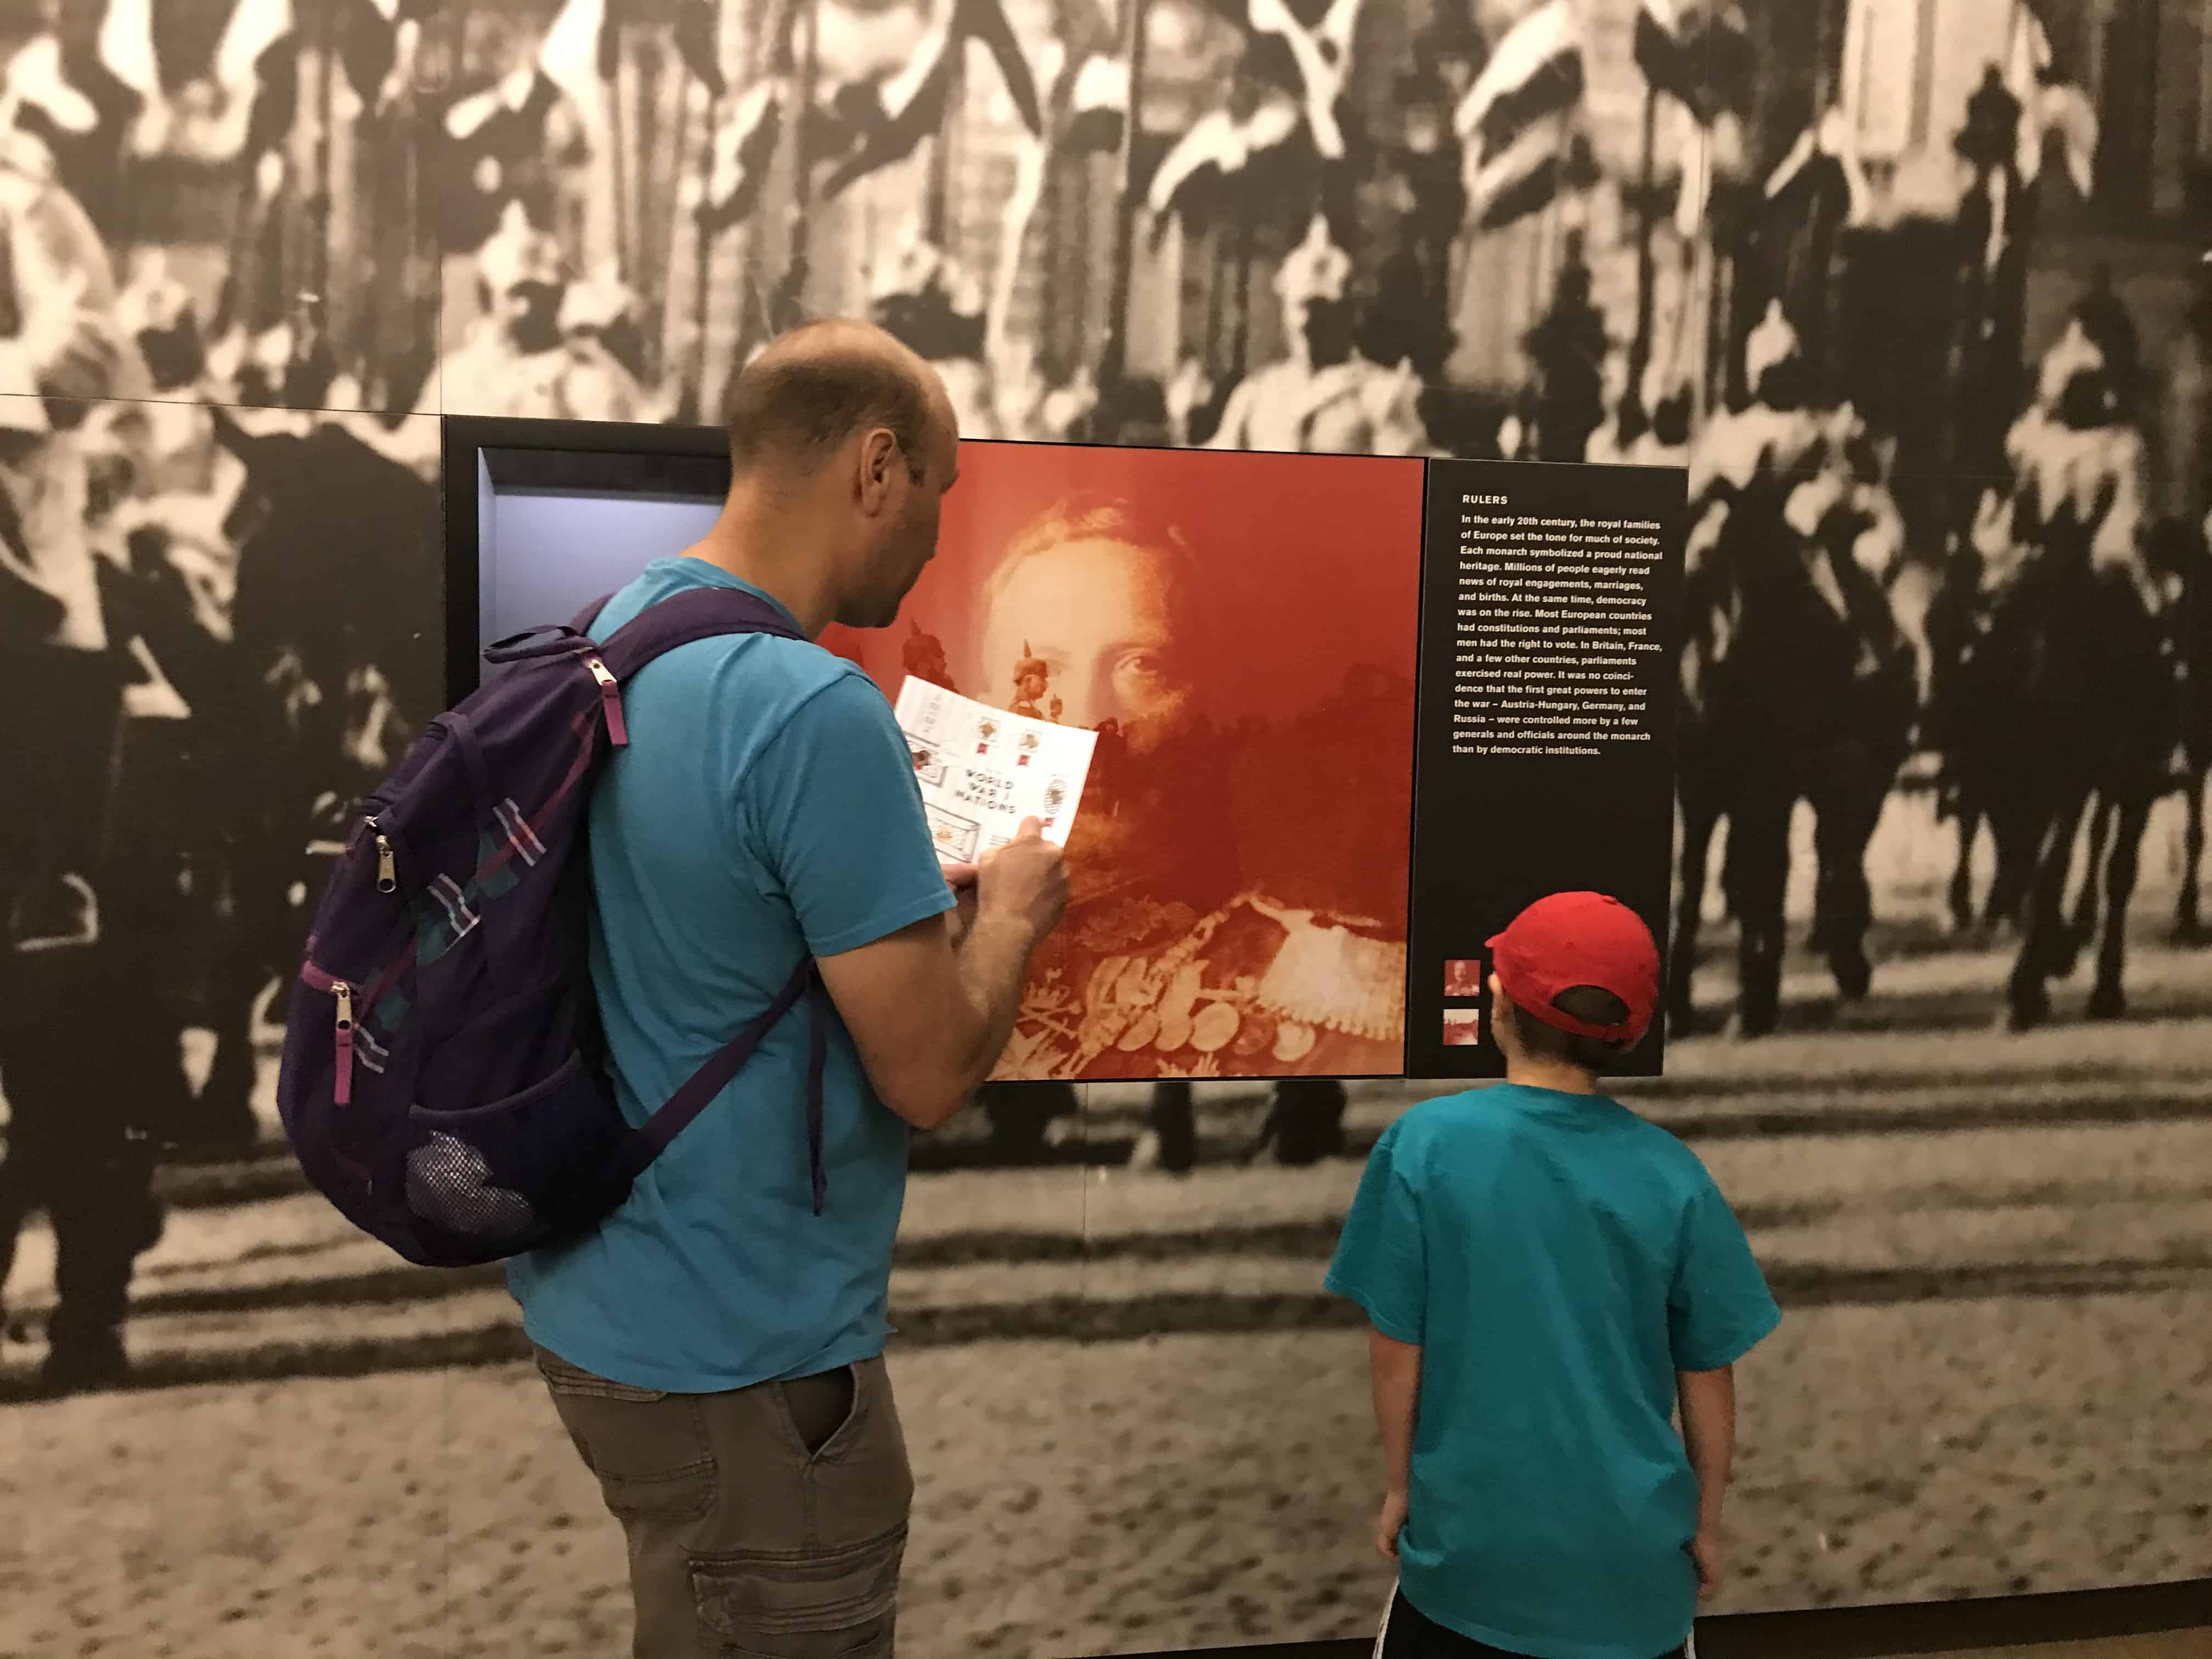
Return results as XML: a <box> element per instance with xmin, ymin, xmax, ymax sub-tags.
<box><xmin>373</xmin><ymin>828</ymin><xmax>397</xmax><ymax>893</ymax></box>
<box><xmin>332</xmin><ymin>981</ymin><xmax>356</xmax><ymax>1105</ymax></box>
<box><xmin>586</xmin><ymin>657</ymin><xmax>629</xmax><ymax>747</ymax></box>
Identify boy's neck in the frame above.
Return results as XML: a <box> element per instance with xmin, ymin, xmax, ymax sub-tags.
<box><xmin>1502</xmin><ymin>1057</ymin><xmax>1602</xmax><ymax>1096</ymax></box>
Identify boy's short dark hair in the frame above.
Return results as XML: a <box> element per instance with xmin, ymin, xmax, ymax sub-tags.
<box><xmin>1510</xmin><ymin>984</ymin><xmax>1633</xmax><ymax>1074</ymax></box>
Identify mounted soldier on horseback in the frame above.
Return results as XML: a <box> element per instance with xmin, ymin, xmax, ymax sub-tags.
<box><xmin>1944</xmin><ymin>320</ymin><xmax>2177</xmax><ymax>1028</ymax></box>
<box><xmin>1672</xmin><ymin>302</ymin><xmax>1918</xmax><ymax>1035</ymax></box>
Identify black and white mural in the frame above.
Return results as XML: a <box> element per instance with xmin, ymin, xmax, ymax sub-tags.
<box><xmin>1</xmin><ymin>1</ymin><xmax>2208</xmax><ymax>1654</ymax></box>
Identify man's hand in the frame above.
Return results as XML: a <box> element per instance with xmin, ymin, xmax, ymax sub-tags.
<box><xmin>941</xmin><ymin>861</ymin><xmax>979</xmax><ymax>946</ymax></box>
<box><xmin>1374</xmin><ymin>1489</ymin><xmax>1408</xmax><ymax>1561</ymax></box>
<box><xmin>974</xmin><ymin>817</ymin><xmax>1067</xmax><ymax>942</ymax></box>
<box><xmin>1689</xmin><ymin>1528</ymin><xmax>1722</xmax><ymax>1601</ymax></box>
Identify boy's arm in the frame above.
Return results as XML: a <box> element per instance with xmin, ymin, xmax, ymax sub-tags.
<box><xmin>1666</xmin><ymin>1173</ymin><xmax>1780</xmax><ymax>1601</ymax></box>
<box><xmin>1675</xmin><ymin>1363</ymin><xmax>1736</xmax><ymax>1599</ymax></box>
<box><xmin>1324</xmin><ymin>1120</ymin><xmax>1429</xmax><ymax>1561</ymax></box>
<box><xmin>1368</xmin><ymin>1328</ymin><xmax>1421</xmax><ymax>1559</ymax></box>
<box><xmin>1370</xmin><ymin>1328</ymin><xmax>1421</xmax><ymax>1493</ymax></box>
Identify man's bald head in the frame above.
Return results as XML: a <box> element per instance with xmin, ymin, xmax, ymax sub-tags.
<box><xmin>724</xmin><ymin>319</ymin><xmax>950</xmax><ymax>483</ymax></box>
<box><xmin>710</xmin><ymin>320</ymin><xmax>960</xmax><ymax>634</ymax></box>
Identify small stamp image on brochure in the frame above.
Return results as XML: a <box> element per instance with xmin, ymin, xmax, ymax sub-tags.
<box><xmin>905</xmin><ymin>734</ymin><xmax>947</xmax><ymax>789</ymax></box>
<box><xmin>894</xmin><ymin>677</ymin><xmax>1097</xmax><ymax>864</ymax></box>
<box><xmin>924</xmin><ymin>803</ymin><xmax>981</xmax><ymax>864</ymax></box>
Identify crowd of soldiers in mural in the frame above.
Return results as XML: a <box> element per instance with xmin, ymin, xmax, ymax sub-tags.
<box><xmin>0</xmin><ymin>0</ymin><xmax>450</xmax><ymax>1394</ymax></box>
<box><xmin>1</xmin><ymin>0</ymin><xmax>2208</xmax><ymax>1395</ymax></box>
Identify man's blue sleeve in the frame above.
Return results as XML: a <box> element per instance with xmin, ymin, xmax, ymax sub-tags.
<box><xmin>1324</xmin><ymin>1120</ymin><xmax>1427</xmax><ymax>1345</ymax></box>
<box><xmin>745</xmin><ymin>669</ymin><xmax>955</xmax><ymax>958</ymax></box>
<box><xmin>1668</xmin><ymin>1177</ymin><xmax>1782</xmax><ymax>1373</ymax></box>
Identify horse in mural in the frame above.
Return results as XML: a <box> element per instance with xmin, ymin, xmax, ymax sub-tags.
<box><xmin>2155</xmin><ymin>514</ymin><xmax>2212</xmax><ymax>944</ymax></box>
<box><xmin>1975</xmin><ymin>513</ymin><xmax>2208</xmax><ymax>958</ymax></box>
<box><xmin>1929</xmin><ymin>520</ymin><xmax>2195</xmax><ymax>953</ymax></box>
<box><xmin>1669</xmin><ymin>428</ymin><xmax>1918</xmax><ymax>1037</ymax></box>
<box><xmin>1940</xmin><ymin>467</ymin><xmax>2176</xmax><ymax>1030</ymax></box>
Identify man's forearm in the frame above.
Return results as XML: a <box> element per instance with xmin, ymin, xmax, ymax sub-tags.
<box><xmin>1369</xmin><ymin>1329</ymin><xmax>1421</xmax><ymax>1494</ymax></box>
<box><xmin>944</xmin><ymin>906</ymin><xmax>1041</xmax><ymax>1097</ymax></box>
<box><xmin>1677</xmin><ymin>1366</ymin><xmax>1735</xmax><ymax>1532</ymax></box>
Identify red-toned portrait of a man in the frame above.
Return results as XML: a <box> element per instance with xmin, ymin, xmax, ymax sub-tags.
<box><xmin>826</xmin><ymin>443</ymin><xmax>1424</xmax><ymax>1080</ymax></box>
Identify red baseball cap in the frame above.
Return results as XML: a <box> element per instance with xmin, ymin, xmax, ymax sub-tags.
<box><xmin>1486</xmin><ymin>892</ymin><xmax>1660</xmax><ymax>1045</ymax></box>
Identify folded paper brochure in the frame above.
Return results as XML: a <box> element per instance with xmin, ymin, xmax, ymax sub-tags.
<box><xmin>893</xmin><ymin>677</ymin><xmax>1097</xmax><ymax>865</ymax></box>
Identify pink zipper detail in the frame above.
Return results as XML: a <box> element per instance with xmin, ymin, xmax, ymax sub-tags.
<box><xmin>587</xmin><ymin>657</ymin><xmax>628</xmax><ymax>747</ymax></box>
<box><xmin>332</xmin><ymin>980</ymin><xmax>357</xmax><ymax>1106</ymax></box>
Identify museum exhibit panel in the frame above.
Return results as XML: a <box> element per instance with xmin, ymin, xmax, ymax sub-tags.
<box><xmin>459</xmin><ymin>425</ymin><xmax>1686</xmax><ymax>1087</ymax></box>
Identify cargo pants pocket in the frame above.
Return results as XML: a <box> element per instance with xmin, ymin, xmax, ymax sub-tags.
<box><xmin>690</xmin><ymin>1356</ymin><xmax>913</xmax><ymax>1658</ymax></box>
<box><xmin>535</xmin><ymin>1346</ymin><xmax>717</xmax><ymax>1521</ymax></box>
<box><xmin>690</xmin><ymin>1521</ymin><xmax>907</xmax><ymax>1659</ymax></box>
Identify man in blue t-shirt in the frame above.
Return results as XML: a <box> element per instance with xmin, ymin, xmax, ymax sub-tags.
<box><xmin>1327</xmin><ymin>894</ymin><xmax>1780</xmax><ymax>1659</ymax></box>
<box><xmin>509</xmin><ymin>320</ymin><xmax>1068</xmax><ymax>1659</ymax></box>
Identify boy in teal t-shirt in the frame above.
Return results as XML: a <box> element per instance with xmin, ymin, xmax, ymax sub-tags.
<box><xmin>1327</xmin><ymin>893</ymin><xmax>1780</xmax><ymax>1659</ymax></box>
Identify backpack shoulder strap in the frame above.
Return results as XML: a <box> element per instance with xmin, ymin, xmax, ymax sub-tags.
<box><xmin>623</xmin><ymin>958</ymin><xmax>833</xmax><ymax>1214</ymax></box>
<box><xmin>592</xmin><ymin>585</ymin><xmax>806</xmax><ymax>681</ymax></box>
<box><xmin>584</xmin><ymin>584</ymin><xmax>831</xmax><ymax>1209</ymax></box>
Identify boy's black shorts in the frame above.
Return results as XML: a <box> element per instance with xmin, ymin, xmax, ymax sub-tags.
<box><xmin>1374</xmin><ymin>1587</ymin><xmax>1689</xmax><ymax>1659</ymax></box>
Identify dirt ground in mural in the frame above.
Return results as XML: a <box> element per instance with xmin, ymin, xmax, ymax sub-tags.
<box><xmin>4</xmin><ymin>793</ymin><xmax>2211</xmax><ymax>1657</ymax></box>
<box><xmin>3</xmin><ymin>1272</ymin><xmax>2208</xmax><ymax>1658</ymax></box>
<box><xmin>5</xmin><ymin>1084</ymin><xmax>2210</xmax><ymax>1655</ymax></box>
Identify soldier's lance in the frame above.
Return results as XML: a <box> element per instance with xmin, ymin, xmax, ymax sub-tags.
<box><xmin>1628</xmin><ymin>79</ymin><xmax>1656</xmax><ymax>408</ymax></box>
<box><xmin>1813</xmin><ymin>0</ymin><xmax>1843</xmax><ymax>115</ymax></box>
<box><xmin>664</xmin><ymin>63</ymin><xmax>699</xmax><ymax>417</ymax></box>
<box><xmin>354</xmin><ymin>93</ymin><xmax>388</xmax><ymax>401</ymax></box>
<box><xmin>685</xmin><ymin>8</ymin><xmax>720</xmax><ymax>421</ymax></box>
<box><xmin>299</xmin><ymin>0</ymin><xmax>338</xmax><ymax>400</ymax></box>
<box><xmin>355</xmin><ymin>61</ymin><xmax>425</xmax><ymax>408</ymax></box>
<box><xmin>925</xmin><ymin>1</ymin><xmax>962</xmax><ymax>249</ymax></box>
<box><xmin>403</xmin><ymin>75</ymin><xmax>432</xmax><ymax>410</ymax></box>
<box><xmin>213</xmin><ymin>31</ymin><xmax>286</xmax><ymax>346</ymax></box>
<box><xmin>1204</xmin><ymin>218</ymin><xmax>1225</xmax><ymax>366</ymax></box>
<box><xmin>651</xmin><ymin>1</ymin><xmax>719</xmax><ymax>411</ymax></box>
<box><xmin>1662</xmin><ymin>199</ymin><xmax>1697</xmax><ymax>404</ymax></box>
<box><xmin>1702</xmin><ymin>189</ymin><xmax>1725</xmax><ymax>416</ymax></box>
<box><xmin>1097</xmin><ymin>0</ymin><xmax>1150</xmax><ymax>393</ymax></box>
<box><xmin>681</xmin><ymin>134</ymin><xmax>713</xmax><ymax>420</ymax></box>
<box><xmin>635</xmin><ymin>26</ymin><xmax>667</xmax><ymax>388</ymax></box>
<box><xmin>1229</xmin><ymin>206</ymin><xmax>1254</xmax><ymax>383</ymax></box>
<box><xmin>729</xmin><ymin>0</ymin><xmax>793</xmax><ymax>367</ymax></box>
<box><xmin>609</xmin><ymin>10</ymin><xmax>633</xmax><ymax>298</ymax></box>
<box><xmin>1526</xmin><ymin>115</ymin><xmax>1572</xmax><ymax>370</ymax></box>
<box><xmin>771</xmin><ymin>0</ymin><xmax>822</xmax><ymax>332</ymax></box>
<box><xmin>212</xmin><ymin>153</ymin><xmax>257</xmax><ymax>342</ymax></box>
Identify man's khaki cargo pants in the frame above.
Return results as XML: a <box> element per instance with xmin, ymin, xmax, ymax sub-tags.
<box><xmin>535</xmin><ymin>1345</ymin><xmax>911</xmax><ymax>1658</ymax></box>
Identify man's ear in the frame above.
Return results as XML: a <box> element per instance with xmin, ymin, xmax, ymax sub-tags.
<box><xmin>856</xmin><ymin>427</ymin><xmax>899</xmax><ymax>511</ymax></box>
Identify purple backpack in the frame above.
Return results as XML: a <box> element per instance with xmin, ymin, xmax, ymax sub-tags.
<box><xmin>276</xmin><ymin>586</ymin><xmax>833</xmax><ymax>1268</ymax></box>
